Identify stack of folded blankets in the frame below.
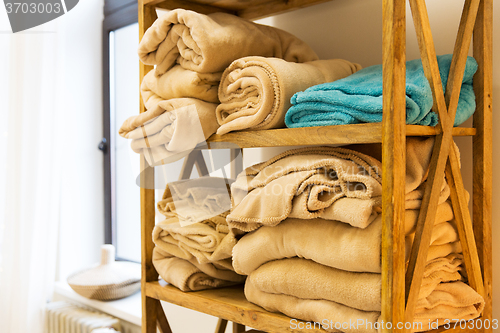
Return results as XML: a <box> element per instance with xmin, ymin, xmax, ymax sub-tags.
<box><xmin>118</xmin><ymin>8</ymin><xmax>321</xmax><ymax>165</ymax></box>
<box><xmin>285</xmin><ymin>54</ymin><xmax>478</xmax><ymax>128</ymax></box>
<box><xmin>152</xmin><ymin>177</ymin><xmax>246</xmax><ymax>291</ymax></box>
<box><xmin>228</xmin><ymin>138</ymin><xmax>484</xmax><ymax>332</ymax></box>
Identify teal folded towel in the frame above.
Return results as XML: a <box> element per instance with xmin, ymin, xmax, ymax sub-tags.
<box><xmin>285</xmin><ymin>54</ymin><xmax>478</xmax><ymax>128</ymax></box>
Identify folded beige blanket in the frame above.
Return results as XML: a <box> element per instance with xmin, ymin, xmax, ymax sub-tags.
<box><xmin>247</xmin><ymin>255</ymin><xmax>463</xmax><ymax>312</ymax></box>
<box><xmin>142</xmin><ymin>67</ymin><xmax>221</xmax><ymax>104</ymax></box>
<box><xmin>152</xmin><ymin>247</ymin><xmax>245</xmax><ymax>292</ymax></box>
<box><xmin>246</xmin><ymin>267</ymin><xmax>483</xmax><ymax>333</ymax></box>
<box><xmin>119</xmin><ymin>98</ymin><xmax>218</xmax><ymax>166</ymax></box>
<box><xmin>228</xmin><ymin>138</ymin><xmax>451</xmax><ymax>231</ymax></box>
<box><xmin>157</xmin><ymin>177</ymin><xmax>232</xmax><ymax>224</ymax></box>
<box><xmin>232</xmin><ymin>201</ymin><xmax>459</xmax><ymax>274</ymax></box>
<box><xmin>138</xmin><ymin>9</ymin><xmax>319</xmax><ymax>75</ymax></box>
<box><xmin>216</xmin><ymin>57</ymin><xmax>361</xmax><ymax>135</ymax></box>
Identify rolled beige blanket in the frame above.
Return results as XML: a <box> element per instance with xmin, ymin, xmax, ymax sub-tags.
<box><xmin>153</xmin><ymin>247</ymin><xmax>245</xmax><ymax>292</ymax></box>
<box><xmin>138</xmin><ymin>9</ymin><xmax>319</xmax><ymax>75</ymax></box>
<box><xmin>118</xmin><ymin>98</ymin><xmax>218</xmax><ymax>166</ymax></box>
<box><xmin>142</xmin><ymin>66</ymin><xmax>221</xmax><ymax>104</ymax></box>
<box><xmin>216</xmin><ymin>57</ymin><xmax>361</xmax><ymax>135</ymax></box>
<box><xmin>232</xmin><ymin>201</ymin><xmax>459</xmax><ymax>275</ymax></box>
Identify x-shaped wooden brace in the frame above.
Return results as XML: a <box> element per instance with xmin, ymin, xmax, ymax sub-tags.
<box><xmin>404</xmin><ymin>0</ymin><xmax>485</xmax><ymax>328</ymax></box>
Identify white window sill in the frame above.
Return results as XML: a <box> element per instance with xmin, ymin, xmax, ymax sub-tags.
<box><xmin>53</xmin><ymin>281</ymin><xmax>142</xmax><ymax>327</ymax></box>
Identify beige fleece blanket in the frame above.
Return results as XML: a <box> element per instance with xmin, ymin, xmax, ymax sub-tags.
<box><xmin>246</xmin><ymin>270</ymin><xmax>483</xmax><ymax>333</ymax></box>
<box><xmin>157</xmin><ymin>177</ymin><xmax>232</xmax><ymax>224</ymax></box>
<box><xmin>152</xmin><ymin>247</ymin><xmax>245</xmax><ymax>292</ymax></box>
<box><xmin>248</xmin><ymin>255</ymin><xmax>463</xmax><ymax>312</ymax></box>
<box><xmin>142</xmin><ymin>67</ymin><xmax>221</xmax><ymax>104</ymax></box>
<box><xmin>216</xmin><ymin>57</ymin><xmax>361</xmax><ymax>135</ymax></box>
<box><xmin>228</xmin><ymin>137</ymin><xmax>451</xmax><ymax>231</ymax></box>
<box><xmin>119</xmin><ymin>98</ymin><xmax>218</xmax><ymax>166</ymax></box>
<box><xmin>138</xmin><ymin>9</ymin><xmax>319</xmax><ymax>75</ymax></box>
<box><xmin>232</xmin><ymin>201</ymin><xmax>460</xmax><ymax>275</ymax></box>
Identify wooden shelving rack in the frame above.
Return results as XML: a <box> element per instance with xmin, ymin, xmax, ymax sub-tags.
<box><xmin>137</xmin><ymin>0</ymin><xmax>493</xmax><ymax>332</ymax></box>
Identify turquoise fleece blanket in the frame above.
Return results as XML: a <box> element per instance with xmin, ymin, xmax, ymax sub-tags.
<box><xmin>285</xmin><ymin>54</ymin><xmax>478</xmax><ymax>128</ymax></box>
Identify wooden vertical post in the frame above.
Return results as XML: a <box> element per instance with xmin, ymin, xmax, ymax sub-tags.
<box><xmin>473</xmin><ymin>0</ymin><xmax>493</xmax><ymax>330</ymax></box>
<box><xmin>381</xmin><ymin>0</ymin><xmax>406</xmax><ymax>332</ymax></box>
<box><xmin>139</xmin><ymin>2</ymin><xmax>161</xmax><ymax>333</ymax></box>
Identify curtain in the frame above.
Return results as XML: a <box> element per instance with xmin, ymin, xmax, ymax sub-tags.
<box><xmin>0</xmin><ymin>14</ymin><xmax>65</xmax><ymax>333</ymax></box>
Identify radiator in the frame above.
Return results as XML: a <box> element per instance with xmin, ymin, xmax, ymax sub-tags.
<box><xmin>44</xmin><ymin>301</ymin><xmax>131</xmax><ymax>333</ymax></box>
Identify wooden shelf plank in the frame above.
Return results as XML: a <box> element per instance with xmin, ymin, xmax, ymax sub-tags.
<box><xmin>146</xmin><ymin>281</ymin><xmax>481</xmax><ymax>333</ymax></box>
<box><xmin>204</xmin><ymin>124</ymin><xmax>475</xmax><ymax>149</ymax></box>
<box><xmin>145</xmin><ymin>281</ymin><xmax>326</xmax><ymax>333</ymax></box>
<box><xmin>142</xmin><ymin>0</ymin><xmax>333</xmax><ymax>20</ymax></box>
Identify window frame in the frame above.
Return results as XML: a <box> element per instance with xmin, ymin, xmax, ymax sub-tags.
<box><xmin>102</xmin><ymin>0</ymin><xmax>138</xmax><ymax>260</ymax></box>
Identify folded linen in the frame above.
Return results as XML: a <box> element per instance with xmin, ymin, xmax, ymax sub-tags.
<box><xmin>232</xmin><ymin>202</ymin><xmax>459</xmax><ymax>275</ymax></box>
<box><xmin>245</xmin><ymin>266</ymin><xmax>483</xmax><ymax>333</ymax></box>
<box><xmin>152</xmin><ymin>247</ymin><xmax>244</xmax><ymax>292</ymax></box>
<box><xmin>414</xmin><ymin>281</ymin><xmax>485</xmax><ymax>331</ymax></box>
<box><xmin>216</xmin><ymin>57</ymin><xmax>361</xmax><ymax>135</ymax></box>
<box><xmin>285</xmin><ymin>54</ymin><xmax>478</xmax><ymax>128</ymax></box>
<box><xmin>138</xmin><ymin>9</ymin><xmax>319</xmax><ymax>75</ymax></box>
<box><xmin>142</xmin><ymin>66</ymin><xmax>221</xmax><ymax>104</ymax></box>
<box><xmin>247</xmin><ymin>255</ymin><xmax>463</xmax><ymax>312</ymax></box>
<box><xmin>119</xmin><ymin>98</ymin><xmax>218</xmax><ymax>166</ymax></box>
<box><xmin>157</xmin><ymin>177</ymin><xmax>232</xmax><ymax>224</ymax></box>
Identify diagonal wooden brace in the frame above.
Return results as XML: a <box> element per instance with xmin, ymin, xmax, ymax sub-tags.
<box><xmin>404</xmin><ymin>0</ymin><xmax>483</xmax><ymax>327</ymax></box>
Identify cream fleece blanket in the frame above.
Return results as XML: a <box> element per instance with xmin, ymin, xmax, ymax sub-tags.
<box><xmin>232</xmin><ymin>201</ymin><xmax>460</xmax><ymax>275</ymax></box>
<box><xmin>142</xmin><ymin>67</ymin><xmax>221</xmax><ymax>104</ymax></box>
<box><xmin>216</xmin><ymin>57</ymin><xmax>361</xmax><ymax>135</ymax></box>
<box><xmin>157</xmin><ymin>177</ymin><xmax>232</xmax><ymax>224</ymax></box>
<box><xmin>138</xmin><ymin>9</ymin><xmax>319</xmax><ymax>75</ymax></box>
<box><xmin>152</xmin><ymin>247</ymin><xmax>245</xmax><ymax>292</ymax></box>
<box><xmin>228</xmin><ymin>137</ymin><xmax>451</xmax><ymax>230</ymax></box>
<box><xmin>119</xmin><ymin>98</ymin><xmax>218</xmax><ymax>166</ymax></box>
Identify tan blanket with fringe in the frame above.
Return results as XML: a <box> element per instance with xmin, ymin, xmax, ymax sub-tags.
<box><xmin>138</xmin><ymin>9</ymin><xmax>319</xmax><ymax>75</ymax></box>
<box><xmin>119</xmin><ymin>98</ymin><xmax>218</xmax><ymax>166</ymax></box>
<box><xmin>142</xmin><ymin>66</ymin><xmax>221</xmax><ymax>104</ymax></box>
<box><xmin>228</xmin><ymin>137</ymin><xmax>451</xmax><ymax>231</ymax></box>
<box><xmin>216</xmin><ymin>57</ymin><xmax>361</xmax><ymax>135</ymax></box>
<box><xmin>232</xmin><ymin>201</ymin><xmax>460</xmax><ymax>275</ymax></box>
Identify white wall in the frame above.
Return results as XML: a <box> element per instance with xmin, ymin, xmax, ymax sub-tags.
<box><xmin>252</xmin><ymin>0</ymin><xmax>498</xmax><ymax>321</ymax></box>
<box><xmin>56</xmin><ymin>0</ymin><xmax>105</xmax><ymax>281</ymax></box>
